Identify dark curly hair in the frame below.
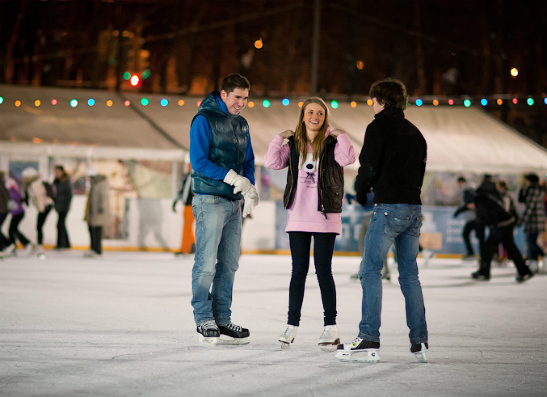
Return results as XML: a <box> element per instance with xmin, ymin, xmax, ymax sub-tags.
<box><xmin>219</xmin><ymin>73</ymin><xmax>250</xmax><ymax>94</ymax></box>
<box><xmin>369</xmin><ymin>78</ymin><xmax>408</xmax><ymax>110</ymax></box>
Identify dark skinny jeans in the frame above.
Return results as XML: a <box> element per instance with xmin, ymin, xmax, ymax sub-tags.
<box><xmin>37</xmin><ymin>205</ymin><xmax>52</xmax><ymax>245</ymax></box>
<box><xmin>9</xmin><ymin>212</ymin><xmax>30</xmax><ymax>247</ymax></box>
<box><xmin>287</xmin><ymin>232</ymin><xmax>337</xmax><ymax>327</ymax></box>
<box><xmin>56</xmin><ymin>210</ymin><xmax>71</xmax><ymax>248</ymax></box>
<box><xmin>480</xmin><ymin>225</ymin><xmax>530</xmax><ymax>277</ymax></box>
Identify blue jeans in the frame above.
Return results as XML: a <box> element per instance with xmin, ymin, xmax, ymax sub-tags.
<box><xmin>191</xmin><ymin>194</ymin><xmax>242</xmax><ymax>326</ymax></box>
<box><xmin>358</xmin><ymin>203</ymin><xmax>428</xmax><ymax>345</ymax></box>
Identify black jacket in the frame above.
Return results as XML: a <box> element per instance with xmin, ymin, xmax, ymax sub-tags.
<box><xmin>474</xmin><ymin>181</ymin><xmax>515</xmax><ymax>228</ymax></box>
<box><xmin>283</xmin><ymin>135</ymin><xmax>344</xmax><ymax>214</ymax></box>
<box><xmin>53</xmin><ymin>173</ymin><xmax>72</xmax><ymax>213</ymax></box>
<box><xmin>355</xmin><ymin>108</ymin><xmax>426</xmax><ymax>206</ymax></box>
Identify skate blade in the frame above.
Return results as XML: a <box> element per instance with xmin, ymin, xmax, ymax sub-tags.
<box><xmin>217</xmin><ymin>336</ymin><xmax>250</xmax><ymax>345</ymax></box>
<box><xmin>280</xmin><ymin>341</ymin><xmax>292</xmax><ymax>349</ymax></box>
<box><xmin>198</xmin><ymin>335</ymin><xmax>219</xmax><ymax>346</ymax></box>
<box><xmin>319</xmin><ymin>338</ymin><xmax>340</xmax><ymax>352</ymax></box>
<box><xmin>336</xmin><ymin>349</ymin><xmax>380</xmax><ymax>363</ymax></box>
<box><xmin>279</xmin><ymin>336</ymin><xmax>295</xmax><ymax>349</ymax></box>
<box><xmin>414</xmin><ymin>351</ymin><xmax>428</xmax><ymax>363</ymax></box>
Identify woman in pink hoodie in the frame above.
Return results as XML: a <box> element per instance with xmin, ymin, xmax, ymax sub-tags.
<box><xmin>264</xmin><ymin>97</ymin><xmax>356</xmax><ymax>350</ymax></box>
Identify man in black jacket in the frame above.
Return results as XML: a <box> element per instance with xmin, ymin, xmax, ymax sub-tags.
<box><xmin>337</xmin><ymin>78</ymin><xmax>428</xmax><ymax>363</ymax></box>
<box><xmin>53</xmin><ymin>165</ymin><xmax>72</xmax><ymax>249</ymax></box>
<box><xmin>471</xmin><ymin>175</ymin><xmax>533</xmax><ymax>283</ymax></box>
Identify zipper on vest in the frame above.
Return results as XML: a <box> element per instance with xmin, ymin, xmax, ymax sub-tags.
<box><xmin>318</xmin><ymin>149</ymin><xmax>327</xmax><ymax>218</ymax></box>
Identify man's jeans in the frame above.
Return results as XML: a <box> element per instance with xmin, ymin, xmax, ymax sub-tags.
<box><xmin>191</xmin><ymin>194</ymin><xmax>242</xmax><ymax>326</ymax></box>
<box><xmin>358</xmin><ymin>203</ymin><xmax>428</xmax><ymax>345</ymax></box>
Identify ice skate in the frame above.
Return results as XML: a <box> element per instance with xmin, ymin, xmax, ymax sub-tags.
<box><xmin>421</xmin><ymin>249</ymin><xmax>433</xmax><ymax>266</ymax></box>
<box><xmin>527</xmin><ymin>260</ymin><xmax>539</xmax><ymax>274</ymax></box>
<box><xmin>35</xmin><ymin>245</ymin><xmax>46</xmax><ymax>260</ymax></box>
<box><xmin>335</xmin><ymin>337</ymin><xmax>380</xmax><ymax>363</ymax></box>
<box><xmin>516</xmin><ymin>272</ymin><xmax>534</xmax><ymax>283</ymax></box>
<box><xmin>3</xmin><ymin>244</ymin><xmax>16</xmax><ymax>258</ymax></box>
<box><xmin>411</xmin><ymin>342</ymin><xmax>428</xmax><ymax>363</ymax></box>
<box><xmin>23</xmin><ymin>244</ymin><xmax>34</xmax><ymax>257</ymax></box>
<box><xmin>541</xmin><ymin>257</ymin><xmax>547</xmax><ymax>274</ymax></box>
<box><xmin>279</xmin><ymin>325</ymin><xmax>298</xmax><ymax>349</ymax></box>
<box><xmin>318</xmin><ymin>325</ymin><xmax>340</xmax><ymax>351</ymax></box>
<box><xmin>197</xmin><ymin>320</ymin><xmax>220</xmax><ymax>346</ymax></box>
<box><xmin>217</xmin><ymin>322</ymin><xmax>250</xmax><ymax>345</ymax></box>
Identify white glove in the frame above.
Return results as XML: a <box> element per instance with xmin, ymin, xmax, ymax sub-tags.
<box><xmin>223</xmin><ymin>169</ymin><xmax>252</xmax><ymax>195</ymax></box>
<box><xmin>242</xmin><ymin>185</ymin><xmax>260</xmax><ymax>218</ymax></box>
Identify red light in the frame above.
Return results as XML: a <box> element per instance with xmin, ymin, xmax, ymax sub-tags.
<box><xmin>130</xmin><ymin>74</ymin><xmax>140</xmax><ymax>87</ymax></box>
<box><xmin>124</xmin><ymin>100</ymin><xmax>131</xmax><ymax>107</ymax></box>
<box><xmin>448</xmin><ymin>99</ymin><xmax>454</xmax><ymax>105</ymax></box>
<box><xmin>51</xmin><ymin>99</ymin><xmax>58</xmax><ymax>105</ymax></box>
<box><xmin>512</xmin><ymin>98</ymin><xmax>518</xmax><ymax>104</ymax></box>
<box><xmin>196</xmin><ymin>101</ymin><xmax>202</xmax><ymax>107</ymax></box>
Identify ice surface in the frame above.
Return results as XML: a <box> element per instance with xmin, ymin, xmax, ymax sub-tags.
<box><xmin>1</xmin><ymin>252</ymin><xmax>546</xmax><ymax>396</ymax></box>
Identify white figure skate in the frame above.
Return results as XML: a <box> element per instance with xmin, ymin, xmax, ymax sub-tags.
<box><xmin>279</xmin><ymin>325</ymin><xmax>298</xmax><ymax>349</ymax></box>
<box><xmin>335</xmin><ymin>337</ymin><xmax>380</xmax><ymax>363</ymax></box>
<box><xmin>318</xmin><ymin>325</ymin><xmax>340</xmax><ymax>352</ymax></box>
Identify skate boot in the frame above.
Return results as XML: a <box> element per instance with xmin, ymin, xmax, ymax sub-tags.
<box><xmin>516</xmin><ymin>272</ymin><xmax>534</xmax><ymax>283</ymax></box>
<box><xmin>527</xmin><ymin>260</ymin><xmax>539</xmax><ymax>274</ymax></box>
<box><xmin>411</xmin><ymin>342</ymin><xmax>429</xmax><ymax>363</ymax></box>
<box><xmin>218</xmin><ymin>322</ymin><xmax>250</xmax><ymax>345</ymax></box>
<box><xmin>336</xmin><ymin>337</ymin><xmax>380</xmax><ymax>363</ymax></box>
<box><xmin>279</xmin><ymin>325</ymin><xmax>298</xmax><ymax>349</ymax></box>
<box><xmin>196</xmin><ymin>320</ymin><xmax>220</xmax><ymax>346</ymax></box>
<box><xmin>318</xmin><ymin>325</ymin><xmax>340</xmax><ymax>351</ymax></box>
<box><xmin>541</xmin><ymin>257</ymin><xmax>547</xmax><ymax>274</ymax></box>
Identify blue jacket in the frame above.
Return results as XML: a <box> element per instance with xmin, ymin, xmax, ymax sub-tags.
<box><xmin>190</xmin><ymin>91</ymin><xmax>255</xmax><ymax>199</ymax></box>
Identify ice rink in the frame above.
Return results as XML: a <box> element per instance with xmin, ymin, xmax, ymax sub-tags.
<box><xmin>1</xmin><ymin>251</ymin><xmax>546</xmax><ymax>397</ymax></box>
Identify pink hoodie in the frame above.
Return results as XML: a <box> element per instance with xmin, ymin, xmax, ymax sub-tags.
<box><xmin>264</xmin><ymin>127</ymin><xmax>356</xmax><ymax>234</ymax></box>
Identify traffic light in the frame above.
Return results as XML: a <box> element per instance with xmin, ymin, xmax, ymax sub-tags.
<box><xmin>130</xmin><ymin>74</ymin><xmax>141</xmax><ymax>87</ymax></box>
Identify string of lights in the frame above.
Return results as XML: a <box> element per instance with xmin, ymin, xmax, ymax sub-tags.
<box><xmin>1</xmin><ymin>94</ymin><xmax>546</xmax><ymax>109</ymax></box>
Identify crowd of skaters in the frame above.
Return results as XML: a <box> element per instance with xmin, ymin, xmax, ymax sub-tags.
<box><xmin>453</xmin><ymin>172</ymin><xmax>547</xmax><ymax>281</ymax></box>
<box><xmin>0</xmin><ymin>165</ymin><xmax>113</xmax><ymax>259</ymax></box>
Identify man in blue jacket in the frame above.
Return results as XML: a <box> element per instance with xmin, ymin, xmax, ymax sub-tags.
<box><xmin>189</xmin><ymin>73</ymin><xmax>258</xmax><ymax>345</ymax></box>
<box><xmin>337</xmin><ymin>78</ymin><xmax>429</xmax><ymax>363</ymax></box>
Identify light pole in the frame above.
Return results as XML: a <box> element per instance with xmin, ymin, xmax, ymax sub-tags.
<box><xmin>310</xmin><ymin>0</ymin><xmax>321</xmax><ymax>95</ymax></box>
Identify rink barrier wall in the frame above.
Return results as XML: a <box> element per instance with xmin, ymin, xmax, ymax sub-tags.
<box><xmin>3</xmin><ymin>199</ymin><xmax>525</xmax><ymax>256</ymax></box>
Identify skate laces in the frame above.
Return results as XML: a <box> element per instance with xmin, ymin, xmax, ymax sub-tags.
<box><xmin>200</xmin><ymin>320</ymin><xmax>218</xmax><ymax>330</ymax></box>
<box><xmin>282</xmin><ymin>325</ymin><xmax>295</xmax><ymax>336</ymax></box>
<box><xmin>223</xmin><ymin>322</ymin><xmax>242</xmax><ymax>332</ymax></box>
<box><xmin>348</xmin><ymin>337</ymin><xmax>363</xmax><ymax>347</ymax></box>
<box><xmin>320</xmin><ymin>326</ymin><xmax>335</xmax><ymax>339</ymax></box>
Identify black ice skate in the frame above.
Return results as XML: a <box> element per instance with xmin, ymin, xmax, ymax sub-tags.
<box><xmin>335</xmin><ymin>337</ymin><xmax>380</xmax><ymax>363</ymax></box>
<box><xmin>218</xmin><ymin>322</ymin><xmax>250</xmax><ymax>345</ymax></box>
<box><xmin>196</xmin><ymin>320</ymin><xmax>220</xmax><ymax>346</ymax></box>
<box><xmin>411</xmin><ymin>342</ymin><xmax>429</xmax><ymax>363</ymax></box>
